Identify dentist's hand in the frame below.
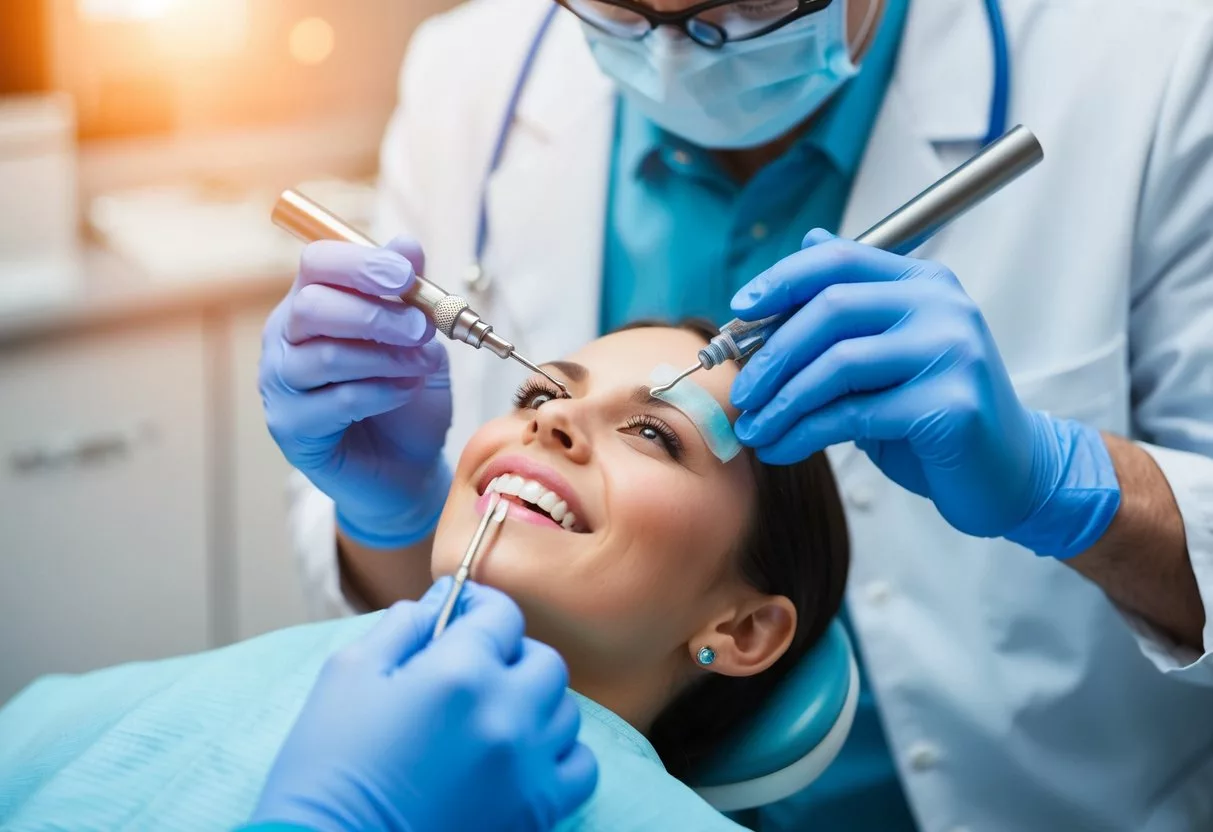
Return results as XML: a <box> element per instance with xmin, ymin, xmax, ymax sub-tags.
<box><xmin>260</xmin><ymin>238</ymin><xmax>453</xmax><ymax>547</ymax></box>
<box><xmin>729</xmin><ymin>230</ymin><xmax>1121</xmax><ymax>559</ymax></box>
<box><xmin>251</xmin><ymin>580</ymin><xmax>599</xmax><ymax>832</ymax></box>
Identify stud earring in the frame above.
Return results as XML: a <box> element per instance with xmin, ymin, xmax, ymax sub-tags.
<box><xmin>696</xmin><ymin>646</ymin><xmax>716</xmax><ymax>667</ymax></box>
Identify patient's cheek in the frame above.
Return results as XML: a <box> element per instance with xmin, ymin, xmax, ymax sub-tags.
<box><xmin>429</xmin><ymin>418</ymin><xmax>520</xmax><ymax>580</ymax></box>
<box><xmin>454</xmin><ymin>423</ymin><xmax>508</xmax><ymax>479</ymax></box>
<box><xmin>428</xmin><ymin>531</ymin><xmax>460</xmax><ymax>580</ymax></box>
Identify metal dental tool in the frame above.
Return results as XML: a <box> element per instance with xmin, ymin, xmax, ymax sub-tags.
<box><xmin>432</xmin><ymin>491</ymin><xmax>510</xmax><ymax>640</ymax></box>
<box><xmin>651</xmin><ymin>125</ymin><xmax>1046</xmax><ymax>396</ymax></box>
<box><xmin>272</xmin><ymin>189</ymin><xmax>571</xmax><ymax>398</ymax></box>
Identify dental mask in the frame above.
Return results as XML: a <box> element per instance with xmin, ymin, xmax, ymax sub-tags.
<box><xmin>581</xmin><ymin>0</ymin><xmax>872</xmax><ymax>149</ymax></box>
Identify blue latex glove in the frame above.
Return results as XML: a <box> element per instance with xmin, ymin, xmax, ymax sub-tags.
<box><xmin>730</xmin><ymin>230</ymin><xmax>1121</xmax><ymax>559</ymax></box>
<box><xmin>250</xmin><ymin>579</ymin><xmax>599</xmax><ymax>832</ymax></box>
<box><xmin>260</xmin><ymin>237</ymin><xmax>454</xmax><ymax>547</ymax></box>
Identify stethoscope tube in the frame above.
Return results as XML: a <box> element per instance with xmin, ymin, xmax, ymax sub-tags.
<box><xmin>982</xmin><ymin>0</ymin><xmax>1011</xmax><ymax>145</ymax></box>
<box><xmin>466</xmin><ymin>4</ymin><xmax>562</xmax><ymax>296</ymax></box>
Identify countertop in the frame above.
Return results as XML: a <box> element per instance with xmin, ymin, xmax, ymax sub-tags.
<box><xmin>0</xmin><ymin>244</ymin><xmax>292</xmax><ymax>347</ymax></box>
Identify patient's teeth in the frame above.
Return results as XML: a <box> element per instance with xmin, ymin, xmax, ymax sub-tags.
<box><xmin>486</xmin><ymin>473</ymin><xmax>581</xmax><ymax>530</ymax></box>
<box><xmin>519</xmin><ymin>480</ymin><xmax>545</xmax><ymax>504</ymax></box>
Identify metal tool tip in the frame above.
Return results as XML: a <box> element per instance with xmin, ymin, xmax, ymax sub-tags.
<box><xmin>509</xmin><ymin>350</ymin><xmax>572</xmax><ymax>398</ymax></box>
<box><xmin>650</xmin><ymin>362</ymin><xmax>702</xmax><ymax>397</ymax></box>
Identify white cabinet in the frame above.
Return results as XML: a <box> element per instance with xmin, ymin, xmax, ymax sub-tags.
<box><xmin>228</xmin><ymin>302</ymin><xmax>307</xmax><ymax>641</ymax></box>
<box><xmin>0</xmin><ymin>320</ymin><xmax>211</xmax><ymax>703</ymax></box>
<box><xmin>0</xmin><ymin>288</ymin><xmax>311</xmax><ymax>703</ymax></box>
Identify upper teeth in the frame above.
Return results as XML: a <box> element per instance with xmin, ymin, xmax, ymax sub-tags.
<box><xmin>489</xmin><ymin>475</ymin><xmax>578</xmax><ymax>530</ymax></box>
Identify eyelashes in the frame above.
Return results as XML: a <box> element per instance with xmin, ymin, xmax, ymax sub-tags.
<box><xmin>623</xmin><ymin>414</ymin><xmax>683</xmax><ymax>460</ymax></box>
<box><xmin>513</xmin><ymin>378</ymin><xmax>560</xmax><ymax>410</ymax></box>
<box><xmin>511</xmin><ymin>378</ymin><xmax>684</xmax><ymax>460</ymax></box>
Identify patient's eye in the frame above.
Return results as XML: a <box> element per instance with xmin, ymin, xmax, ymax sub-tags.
<box><xmin>623</xmin><ymin>415</ymin><xmax>683</xmax><ymax>460</ymax></box>
<box><xmin>513</xmin><ymin>378</ymin><xmax>561</xmax><ymax>410</ymax></box>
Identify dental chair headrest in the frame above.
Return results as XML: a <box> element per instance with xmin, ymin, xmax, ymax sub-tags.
<box><xmin>689</xmin><ymin>620</ymin><xmax>858</xmax><ymax>813</ymax></box>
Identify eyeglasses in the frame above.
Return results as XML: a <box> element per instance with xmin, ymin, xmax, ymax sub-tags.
<box><xmin>557</xmin><ymin>0</ymin><xmax>833</xmax><ymax>48</ymax></box>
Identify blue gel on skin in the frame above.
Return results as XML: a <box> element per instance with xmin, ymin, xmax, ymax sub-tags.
<box><xmin>650</xmin><ymin>364</ymin><xmax>743</xmax><ymax>463</ymax></box>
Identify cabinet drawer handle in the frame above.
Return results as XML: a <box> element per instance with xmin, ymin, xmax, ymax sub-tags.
<box><xmin>9</xmin><ymin>422</ymin><xmax>157</xmax><ymax>474</ymax></box>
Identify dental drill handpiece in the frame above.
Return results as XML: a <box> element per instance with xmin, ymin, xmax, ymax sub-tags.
<box><xmin>651</xmin><ymin>125</ymin><xmax>1046</xmax><ymax>395</ymax></box>
<box><xmin>272</xmin><ymin>189</ymin><xmax>570</xmax><ymax>397</ymax></box>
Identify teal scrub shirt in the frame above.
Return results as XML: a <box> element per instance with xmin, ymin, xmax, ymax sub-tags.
<box><xmin>599</xmin><ymin>2</ymin><xmax>919</xmax><ymax>829</ymax></box>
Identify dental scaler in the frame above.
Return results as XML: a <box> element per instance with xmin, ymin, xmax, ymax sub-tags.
<box><xmin>272</xmin><ymin>189</ymin><xmax>570</xmax><ymax>397</ymax></box>
<box><xmin>651</xmin><ymin>125</ymin><xmax>1045</xmax><ymax>396</ymax></box>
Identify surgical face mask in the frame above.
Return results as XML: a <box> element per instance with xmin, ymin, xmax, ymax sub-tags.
<box><xmin>581</xmin><ymin>0</ymin><xmax>874</xmax><ymax>149</ymax></box>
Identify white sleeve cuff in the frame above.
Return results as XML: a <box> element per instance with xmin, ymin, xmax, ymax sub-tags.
<box><xmin>1117</xmin><ymin>442</ymin><xmax>1213</xmax><ymax>683</ymax></box>
<box><xmin>288</xmin><ymin>470</ymin><xmax>362</xmax><ymax>620</ymax></box>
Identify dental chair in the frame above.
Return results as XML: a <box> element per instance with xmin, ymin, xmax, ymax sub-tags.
<box><xmin>689</xmin><ymin>620</ymin><xmax>859</xmax><ymax>813</ymax></box>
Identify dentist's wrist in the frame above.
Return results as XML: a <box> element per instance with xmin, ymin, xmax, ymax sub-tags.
<box><xmin>335</xmin><ymin>460</ymin><xmax>453</xmax><ymax>549</ymax></box>
<box><xmin>1004</xmin><ymin>413</ymin><xmax>1122</xmax><ymax>560</ymax></box>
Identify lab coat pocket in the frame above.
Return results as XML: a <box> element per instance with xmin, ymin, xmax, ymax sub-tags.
<box><xmin>1010</xmin><ymin>336</ymin><xmax>1129</xmax><ymax>433</ymax></box>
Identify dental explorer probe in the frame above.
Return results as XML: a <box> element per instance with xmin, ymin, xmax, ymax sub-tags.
<box><xmin>433</xmin><ymin>491</ymin><xmax>509</xmax><ymax>640</ymax></box>
<box><xmin>651</xmin><ymin>125</ymin><xmax>1046</xmax><ymax>396</ymax></box>
<box><xmin>272</xmin><ymin>189</ymin><xmax>571</xmax><ymax>398</ymax></box>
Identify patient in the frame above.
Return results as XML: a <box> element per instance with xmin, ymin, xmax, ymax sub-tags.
<box><xmin>431</xmin><ymin>319</ymin><xmax>849</xmax><ymax>780</ymax></box>
<box><xmin>0</xmin><ymin>321</ymin><xmax>848</xmax><ymax>830</ymax></box>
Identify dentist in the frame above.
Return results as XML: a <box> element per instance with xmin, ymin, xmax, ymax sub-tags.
<box><xmin>260</xmin><ymin>0</ymin><xmax>1213</xmax><ymax>828</ymax></box>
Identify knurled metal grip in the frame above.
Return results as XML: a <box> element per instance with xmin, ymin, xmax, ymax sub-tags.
<box><xmin>430</xmin><ymin>294</ymin><xmax>471</xmax><ymax>339</ymax></box>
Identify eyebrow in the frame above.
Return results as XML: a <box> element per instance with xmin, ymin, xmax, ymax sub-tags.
<box><xmin>628</xmin><ymin>385</ymin><xmax>679</xmax><ymax>413</ymax></box>
<box><xmin>541</xmin><ymin>360</ymin><xmax>587</xmax><ymax>383</ymax></box>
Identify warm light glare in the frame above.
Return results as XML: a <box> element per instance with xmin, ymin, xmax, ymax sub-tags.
<box><xmin>289</xmin><ymin>17</ymin><xmax>336</xmax><ymax>67</ymax></box>
<box><xmin>78</xmin><ymin>0</ymin><xmax>248</xmax><ymax>57</ymax></box>
<box><xmin>78</xmin><ymin>0</ymin><xmax>186</xmax><ymax>20</ymax></box>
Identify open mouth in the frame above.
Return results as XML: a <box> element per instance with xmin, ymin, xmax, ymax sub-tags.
<box><xmin>485</xmin><ymin>475</ymin><xmax>588</xmax><ymax>533</ymax></box>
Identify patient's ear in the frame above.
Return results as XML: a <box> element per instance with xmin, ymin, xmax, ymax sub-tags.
<box><xmin>688</xmin><ymin>593</ymin><xmax>797</xmax><ymax>677</ymax></box>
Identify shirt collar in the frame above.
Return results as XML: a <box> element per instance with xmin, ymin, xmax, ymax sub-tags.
<box><xmin>616</xmin><ymin>96</ymin><xmax>672</xmax><ymax>179</ymax></box>
<box><xmin>617</xmin><ymin>0</ymin><xmax>909</xmax><ymax>181</ymax></box>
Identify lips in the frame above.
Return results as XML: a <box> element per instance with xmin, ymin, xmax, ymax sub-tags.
<box><xmin>476</xmin><ymin>455</ymin><xmax>591</xmax><ymax>534</ymax></box>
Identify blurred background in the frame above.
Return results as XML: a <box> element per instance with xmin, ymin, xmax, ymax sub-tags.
<box><xmin>0</xmin><ymin>0</ymin><xmax>459</xmax><ymax>703</ymax></box>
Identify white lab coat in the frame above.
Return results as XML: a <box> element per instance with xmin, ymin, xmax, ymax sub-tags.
<box><xmin>289</xmin><ymin>0</ymin><xmax>1213</xmax><ymax>828</ymax></box>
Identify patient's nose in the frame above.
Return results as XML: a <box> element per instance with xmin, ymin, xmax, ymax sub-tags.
<box><xmin>524</xmin><ymin>407</ymin><xmax>590</xmax><ymax>464</ymax></box>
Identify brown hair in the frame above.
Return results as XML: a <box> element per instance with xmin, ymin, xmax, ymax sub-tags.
<box><xmin>620</xmin><ymin>319</ymin><xmax>850</xmax><ymax>781</ymax></box>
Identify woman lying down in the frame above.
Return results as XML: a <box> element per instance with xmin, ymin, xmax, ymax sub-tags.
<box><xmin>0</xmin><ymin>321</ymin><xmax>849</xmax><ymax>830</ymax></box>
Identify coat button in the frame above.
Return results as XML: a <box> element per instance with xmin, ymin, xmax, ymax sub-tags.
<box><xmin>865</xmin><ymin>581</ymin><xmax>891</xmax><ymax>606</ymax></box>
<box><xmin>907</xmin><ymin>742</ymin><xmax>940</xmax><ymax>772</ymax></box>
<box><xmin>672</xmin><ymin>149</ymin><xmax>692</xmax><ymax>167</ymax></box>
<box><xmin>847</xmin><ymin>487</ymin><xmax>875</xmax><ymax>511</ymax></box>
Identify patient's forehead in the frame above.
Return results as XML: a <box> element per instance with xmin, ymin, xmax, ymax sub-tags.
<box><xmin>567</xmin><ymin>327</ymin><xmax>741</xmax><ymax>421</ymax></box>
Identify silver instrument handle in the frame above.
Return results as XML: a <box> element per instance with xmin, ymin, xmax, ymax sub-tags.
<box><xmin>272</xmin><ymin>189</ymin><xmax>506</xmax><ymax>353</ymax></box>
<box><xmin>855</xmin><ymin>125</ymin><xmax>1043</xmax><ymax>254</ymax></box>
